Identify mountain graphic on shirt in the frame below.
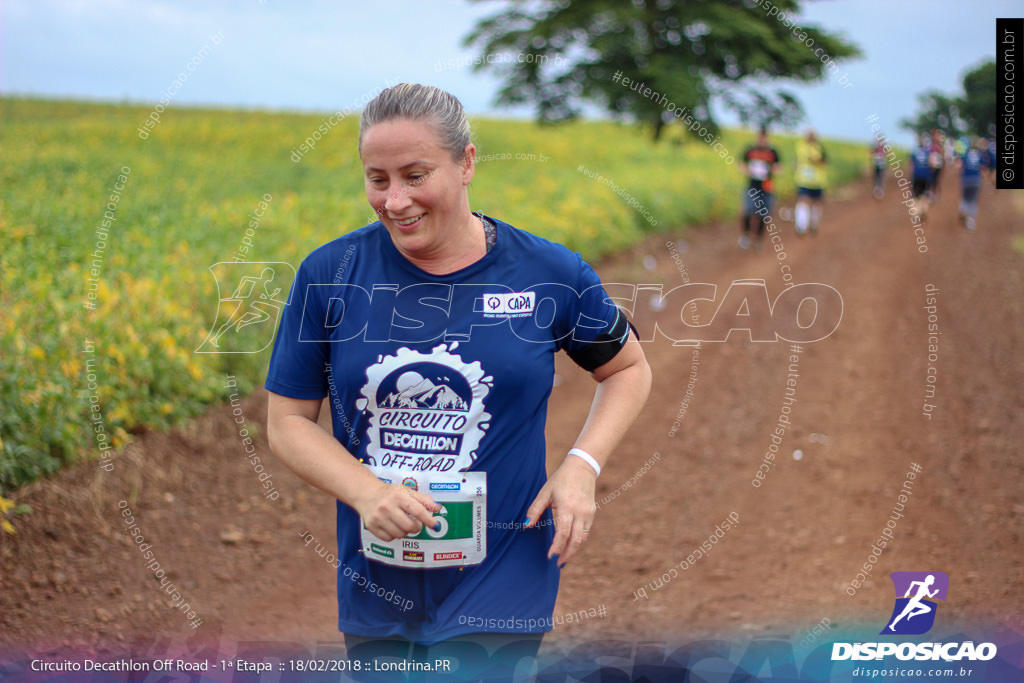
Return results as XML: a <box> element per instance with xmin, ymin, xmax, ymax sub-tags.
<box><xmin>380</xmin><ymin>378</ymin><xmax>468</xmax><ymax>411</ymax></box>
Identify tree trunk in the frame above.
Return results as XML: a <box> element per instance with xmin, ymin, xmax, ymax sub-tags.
<box><xmin>652</xmin><ymin>117</ymin><xmax>665</xmax><ymax>143</ymax></box>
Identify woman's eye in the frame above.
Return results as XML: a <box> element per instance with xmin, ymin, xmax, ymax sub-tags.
<box><xmin>368</xmin><ymin>177</ymin><xmax>387</xmax><ymax>187</ymax></box>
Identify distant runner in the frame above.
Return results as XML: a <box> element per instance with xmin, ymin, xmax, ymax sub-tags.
<box><xmin>910</xmin><ymin>134</ymin><xmax>933</xmax><ymax>219</ymax></box>
<box><xmin>956</xmin><ymin>137</ymin><xmax>993</xmax><ymax>232</ymax></box>
<box><xmin>927</xmin><ymin>129</ymin><xmax>945</xmax><ymax>203</ymax></box>
<box><xmin>794</xmin><ymin>129</ymin><xmax>828</xmax><ymax>235</ymax></box>
<box><xmin>871</xmin><ymin>141</ymin><xmax>887</xmax><ymax>199</ymax></box>
<box><xmin>739</xmin><ymin>127</ymin><xmax>780</xmax><ymax>251</ymax></box>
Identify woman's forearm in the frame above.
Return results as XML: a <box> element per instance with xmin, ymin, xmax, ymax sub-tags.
<box><xmin>266</xmin><ymin>393</ymin><xmax>441</xmax><ymax>540</ymax></box>
<box><xmin>266</xmin><ymin>399</ymin><xmax>382</xmax><ymax>512</ymax></box>
<box><xmin>569</xmin><ymin>337</ymin><xmax>652</xmax><ymax>470</ymax></box>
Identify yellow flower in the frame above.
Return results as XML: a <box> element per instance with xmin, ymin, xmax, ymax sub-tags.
<box><xmin>60</xmin><ymin>359</ymin><xmax>82</xmax><ymax>378</ymax></box>
<box><xmin>186</xmin><ymin>360</ymin><xmax>203</xmax><ymax>381</ymax></box>
<box><xmin>107</xmin><ymin>345</ymin><xmax>126</xmax><ymax>365</ymax></box>
<box><xmin>112</xmin><ymin>427</ymin><xmax>130</xmax><ymax>448</ymax></box>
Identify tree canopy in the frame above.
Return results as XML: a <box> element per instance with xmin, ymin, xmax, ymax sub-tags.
<box><xmin>901</xmin><ymin>91</ymin><xmax>967</xmax><ymax>138</ymax></box>
<box><xmin>959</xmin><ymin>59</ymin><xmax>997</xmax><ymax>137</ymax></box>
<box><xmin>463</xmin><ymin>0</ymin><xmax>861</xmax><ymax>141</ymax></box>
<box><xmin>901</xmin><ymin>58</ymin><xmax>996</xmax><ymax>138</ymax></box>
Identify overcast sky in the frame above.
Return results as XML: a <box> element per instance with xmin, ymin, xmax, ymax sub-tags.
<box><xmin>2</xmin><ymin>0</ymin><xmax>1016</xmax><ymax>147</ymax></box>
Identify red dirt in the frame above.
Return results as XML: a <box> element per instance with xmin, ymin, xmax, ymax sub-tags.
<box><xmin>2</xmin><ymin>177</ymin><xmax>1022</xmax><ymax>662</ymax></box>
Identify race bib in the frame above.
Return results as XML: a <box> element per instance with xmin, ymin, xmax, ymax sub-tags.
<box><xmin>748</xmin><ymin>159</ymin><xmax>770</xmax><ymax>180</ymax></box>
<box><xmin>361</xmin><ymin>468</ymin><xmax>487</xmax><ymax>569</ymax></box>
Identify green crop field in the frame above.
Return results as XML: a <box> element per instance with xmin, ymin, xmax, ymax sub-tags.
<box><xmin>0</xmin><ymin>97</ymin><xmax>869</xmax><ymax>494</ymax></box>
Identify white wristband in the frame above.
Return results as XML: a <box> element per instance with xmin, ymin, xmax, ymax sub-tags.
<box><xmin>568</xmin><ymin>448</ymin><xmax>601</xmax><ymax>477</ymax></box>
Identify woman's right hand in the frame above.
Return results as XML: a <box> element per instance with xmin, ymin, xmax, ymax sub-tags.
<box><xmin>354</xmin><ymin>482</ymin><xmax>442</xmax><ymax>542</ymax></box>
<box><xmin>265</xmin><ymin>393</ymin><xmax>443</xmax><ymax>542</ymax></box>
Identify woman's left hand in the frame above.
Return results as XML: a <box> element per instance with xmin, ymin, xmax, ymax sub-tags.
<box><xmin>524</xmin><ymin>330</ymin><xmax>651</xmax><ymax>568</ymax></box>
<box><xmin>524</xmin><ymin>456</ymin><xmax>597</xmax><ymax>568</ymax></box>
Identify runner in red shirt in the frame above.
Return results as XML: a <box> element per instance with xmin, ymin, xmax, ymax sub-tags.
<box><xmin>739</xmin><ymin>127</ymin><xmax>781</xmax><ymax>251</ymax></box>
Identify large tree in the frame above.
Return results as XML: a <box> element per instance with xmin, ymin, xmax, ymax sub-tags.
<box><xmin>901</xmin><ymin>58</ymin><xmax>996</xmax><ymax>139</ymax></box>
<box><xmin>900</xmin><ymin>91</ymin><xmax>967</xmax><ymax>138</ymax></box>
<box><xmin>958</xmin><ymin>59</ymin><xmax>996</xmax><ymax>137</ymax></box>
<box><xmin>463</xmin><ymin>0</ymin><xmax>861</xmax><ymax>140</ymax></box>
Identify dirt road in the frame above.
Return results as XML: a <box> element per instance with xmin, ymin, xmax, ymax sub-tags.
<box><xmin>2</xmin><ymin>177</ymin><xmax>1022</xmax><ymax>661</ymax></box>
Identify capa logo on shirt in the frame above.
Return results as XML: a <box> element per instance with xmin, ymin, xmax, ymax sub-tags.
<box><xmin>482</xmin><ymin>291</ymin><xmax>535</xmax><ymax>317</ymax></box>
<box><xmin>357</xmin><ymin>343</ymin><xmax>492</xmax><ymax>473</ymax></box>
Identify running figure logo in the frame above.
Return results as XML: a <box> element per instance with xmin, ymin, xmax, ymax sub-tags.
<box><xmin>880</xmin><ymin>571</ymin><xmax>949</xmax><ymax>635</ymax></box>
<box><xmin>196</xmin><ymin>262</ymin><xmax>295</xmax><ymax>353</ymax></box>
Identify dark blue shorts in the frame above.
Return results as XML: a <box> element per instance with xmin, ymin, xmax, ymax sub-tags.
<box><xmin>744</xmin><ymin>188</ymin><xmax>774</xmax><ymax>216</ymax></box>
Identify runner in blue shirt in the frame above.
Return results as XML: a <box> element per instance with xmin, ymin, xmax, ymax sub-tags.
<box><xmin>955</xmin><ymin>138</ymin><xmax>992</xmax><ymax>232</ymax></box>
<box><xmin>265</xmin><ymin>84</ymin><xmax>651</xmax><ymax>674</ymax></box>
<box><xmin>987</xmin><ymin>137</ymin><xmax>998</xmax><ymax>185</ymax></box>
<box><xmin>910</xmin><ymin>134</ymin><xmax>933</xmax><ymax>218</ymax></box>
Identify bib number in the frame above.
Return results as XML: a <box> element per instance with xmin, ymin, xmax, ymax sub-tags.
<box><xmin>361</xmin><ymin>468</ymin><xmax>487</xmax><ymax>569</ymax></box>
<box><xmin>748</xmin><ymin>159</ymin><xmax>770</xmax><ymax>180</ymax></box>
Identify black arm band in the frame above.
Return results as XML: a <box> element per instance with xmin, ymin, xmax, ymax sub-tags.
<box><xmin>566</xmin><ymin>308</ymin><xmax>636</xmax><ymax>372</ymax></box>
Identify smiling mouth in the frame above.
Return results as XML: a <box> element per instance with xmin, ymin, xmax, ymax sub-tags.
<box><xmin>392</xmin><ymin>214</ymin><xmax>424</xmax><ymax>228</ymax></box>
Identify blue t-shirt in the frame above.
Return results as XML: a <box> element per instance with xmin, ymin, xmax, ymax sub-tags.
<box><xmin>265</xmin><ymin>216</ymin><xmax>624</xmax><ymax>642</ymax></box>
<box><xmin>912</xmin><ymin>146</ymin><xmax>932</xmax><ymax>180</ymax></box>
<box><xmin>960</xmin><ymin>148</ymin><xmax>990</xmax><ymax>183</ymax></box>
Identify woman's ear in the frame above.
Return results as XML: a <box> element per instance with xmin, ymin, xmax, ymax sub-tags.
<box><xmin>461</xmin><ymin>144</ymin><xmax>477</xmax><ymax>185</ymax></box>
